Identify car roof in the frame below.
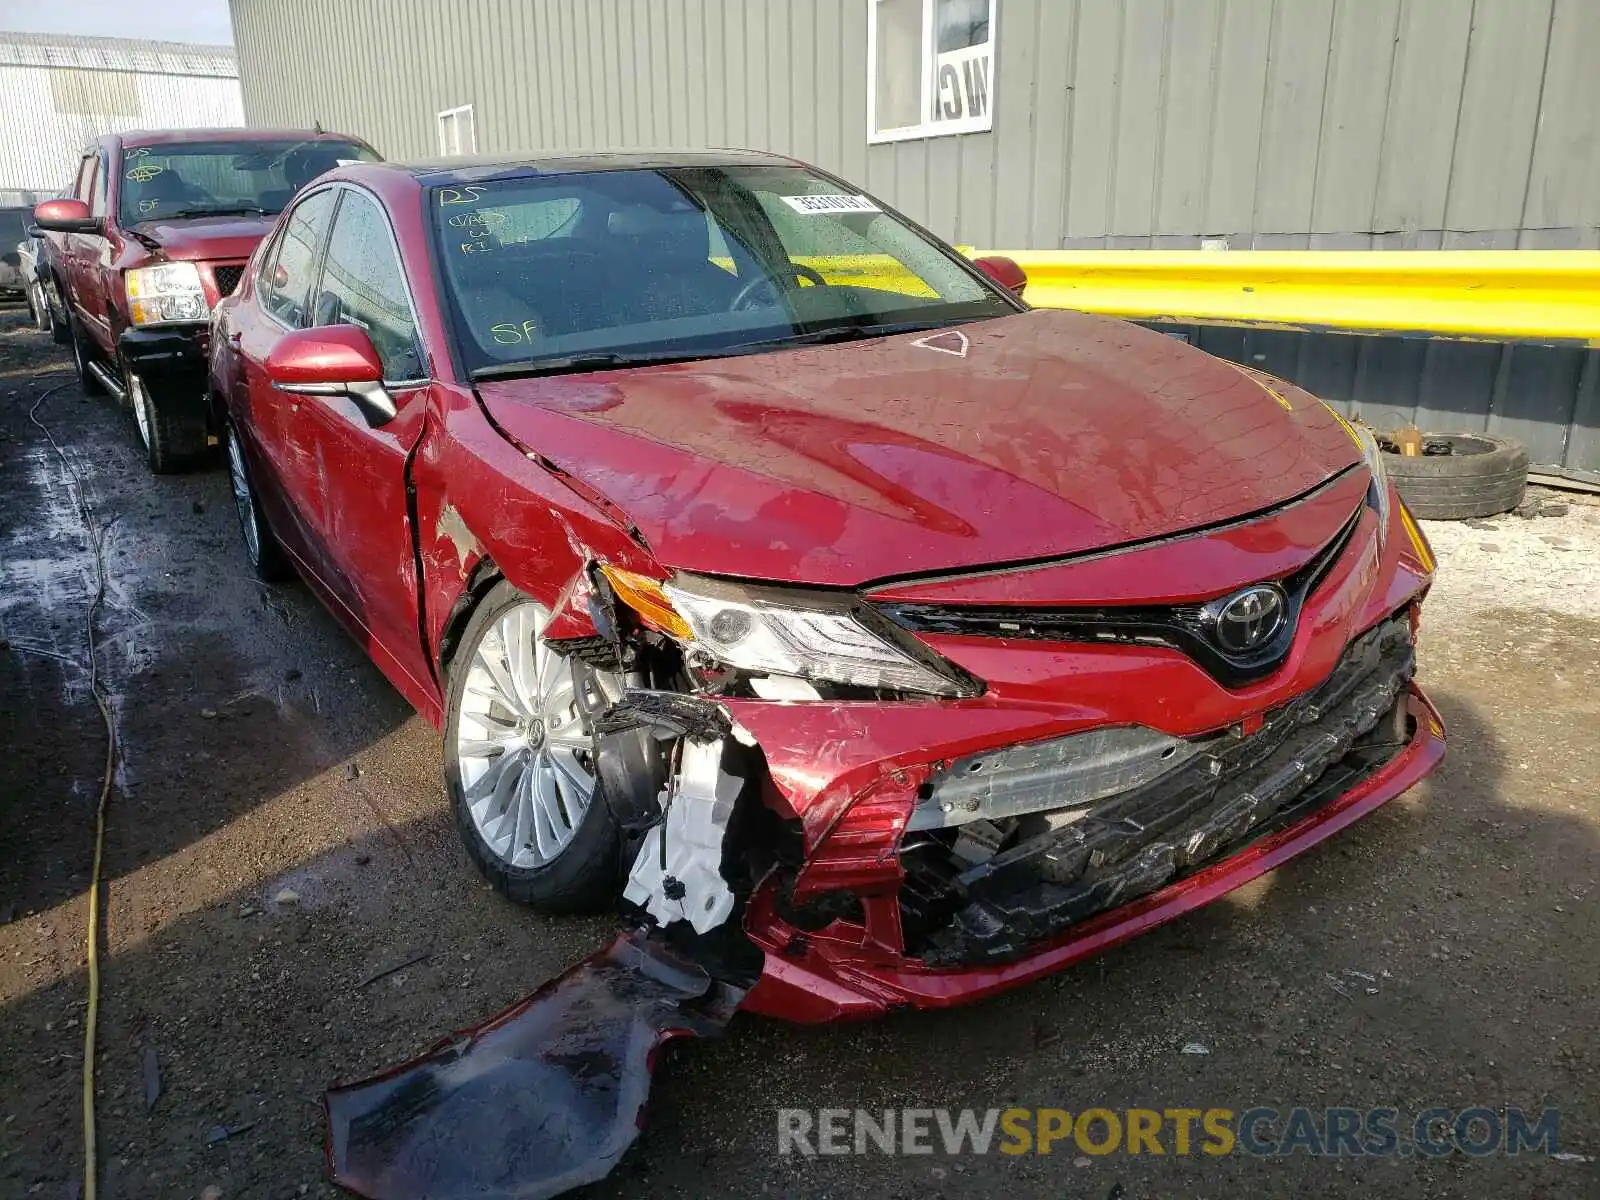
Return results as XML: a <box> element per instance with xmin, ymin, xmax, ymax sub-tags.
<box><xmin>389</xmin><ymin>148</ymin><xmax>801</xmax><ymax>186</ymax></box>
<box><xmin>115</xmin><ymin>128</ymin><xmax>370</xmax><ymax>150</ymax></box>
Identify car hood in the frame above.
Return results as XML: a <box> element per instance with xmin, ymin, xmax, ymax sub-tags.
<box><xmin>476</xmin><ymin>309</ymin><xmax>1362</xmax><ymax>588</ymax></box>
<box><xmin>126</xmin><ymin>213</ymin><xmax>277</xmax><ymax>262</ymax></box>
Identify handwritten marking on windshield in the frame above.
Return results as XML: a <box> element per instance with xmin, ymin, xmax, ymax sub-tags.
<box><xmin>438</xmin><ymin>186</ymin><xmax>487</xmax><ymax>206</ymax></box>
<box><xmin>489</xmin><ymin>320</ymin><xmax>542</xmax><ymax>345</ymax></box>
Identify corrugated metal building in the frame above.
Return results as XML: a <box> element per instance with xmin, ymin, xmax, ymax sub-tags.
<box><xmin>229</xmin><ymin>0</ymin><xmax>1600</xmax><ymax>475</ymax></box>
<box><xmin>0</xmin><ymin>32</ymin><xmax>243</xmax><ymax>205</ymax></box>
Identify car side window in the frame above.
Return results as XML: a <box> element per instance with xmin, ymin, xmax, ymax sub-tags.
<box><xmin>312</xmin><ymin>190</ymin><xmax>424</xmax><ymax>382</ymax></box>
<box><xmin>87</xmin><ymin>156</ymin><xmax>107</xmax><ymax>220</ymax></box>
<box><xmin>259</xmin><ymin>189</ymin><xmax>336</xmax><ymax>328</ymax></box>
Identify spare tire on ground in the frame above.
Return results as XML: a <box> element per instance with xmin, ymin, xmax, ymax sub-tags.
<box><xmin>1378</xmin><ymin>432</ymin><xmax>1528</xmax><ymax>521</ymax></box>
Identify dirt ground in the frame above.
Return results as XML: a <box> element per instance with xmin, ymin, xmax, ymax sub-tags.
<box><xmin>1</xmin><ymin>305</ymin><xmax>1596</xmax><ymax>1200</ymax></box>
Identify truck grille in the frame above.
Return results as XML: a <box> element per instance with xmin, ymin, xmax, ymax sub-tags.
<box><xmin>213</xmin><ymin>265</ymin><xmax>245</xmax><ymax>296</ymax></box>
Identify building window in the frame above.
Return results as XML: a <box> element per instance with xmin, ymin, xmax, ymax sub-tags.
<box><xmin>437</xmin><ymin>104</ymin><xmax>477</xmax><ymax>157</ymax></box>
<box><xmin>868</xmin><ymin>0</ymin><xmax>995</xmax><ymax>143</ymax></box>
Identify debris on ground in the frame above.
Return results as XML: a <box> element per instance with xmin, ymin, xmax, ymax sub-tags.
<box><xmin>1181</xmin><ymin>1042</ymin><xmax>1209</xmax><ymax>1055</ymax></box>
<box><xmin>325</xmin><ymin>929</ymin><xmax>745</xmax><ymax>1200</ymax></box>
<box><xmin>271</xmin><ymin>888</ymin><xmax>300</xmax><ymax>907</ymax></box>
<box><xmin>141</xmin><ymin>1045</ymin><xmax>161</xmax><ymax>1110</ymax></box>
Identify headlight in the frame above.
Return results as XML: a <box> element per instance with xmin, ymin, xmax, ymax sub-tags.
<box><xmin>602</xmin><ymin>566</ymin><xmax>974</xmax><ymax>697</ymax></box>
<box><xmin>1323</xmin><ymin>403</ymin><xmax>1391</xmax><ymax>535</ymax></box>
<box><xmin>125</xmin><ymin>262</ymin><xmax>209</xmax><ymax>325</ymax></box>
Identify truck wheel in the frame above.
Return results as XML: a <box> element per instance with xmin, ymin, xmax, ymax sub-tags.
<box><xmin>70</xmin><ymin>318</ymin><xmax>107</xmax><ymax>397</ymax></box>
<box><xmin>128</xmin><ymin>368</ymin><xmax>207</xmax><ymax>474</ymax></box>
<box><xmin>49</xmin><ymin>280</ymin><xmax>72</xmax><ymax>345</ymax></box>
<box><xmin>445</xmin><ymin>583</ymin><xmax>625</xmax><ymax>912</ymax></box>
<box><xmin>1380</xmin><ymin>432</ymin><xmax>1528</xmax><ymax>521</ymax></box>
<box><xmin>26</xmin><ymin>282</ymin><xmax>50</xmax><ymax>333</ymax></box>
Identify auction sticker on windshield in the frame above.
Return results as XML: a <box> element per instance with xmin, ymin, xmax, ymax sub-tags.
<box><xmin>780</xmin><ymin>194</ymin><xmax>880</xmax><ymax>215</ymax></box>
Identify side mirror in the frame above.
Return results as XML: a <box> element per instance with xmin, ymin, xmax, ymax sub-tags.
<box><xmin>972</xmin><ymin>255</ymin><xmax>1027</xmax><ymax>300</ymax></box>
<box><xmin>33</xmin><ymin>198</ymin><xmax>102</xmax><ymax>235</ymax></box>
<box><xmin>264</xmin><ymin>324</ymin><xmax>397</xmax><ymax>425</ymax></box>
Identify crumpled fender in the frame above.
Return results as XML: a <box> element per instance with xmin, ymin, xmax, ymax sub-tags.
<box><xmin>325</xmin><ymin>929</ymin><xmax>744</xmax><ymax>1200</ymax></box>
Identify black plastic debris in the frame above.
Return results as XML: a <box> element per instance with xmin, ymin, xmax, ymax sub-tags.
<box><xmin>325</xmin><ymin>929</ymin><xmax>745</xmax><ymax>1200</ymax></box>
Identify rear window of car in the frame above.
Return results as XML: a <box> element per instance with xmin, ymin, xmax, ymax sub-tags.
<box><xmin>119</xmin><ymin>139</ymin><xmax>379</xmax><ymax>225</ymax></box>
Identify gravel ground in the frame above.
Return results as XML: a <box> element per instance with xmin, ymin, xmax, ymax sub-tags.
<box><xmin>1</xmin><ymin>306</ymin><xmax>1596</xmax><ymax>1199</ymax></box>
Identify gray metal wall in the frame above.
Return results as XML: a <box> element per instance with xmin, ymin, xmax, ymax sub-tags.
<box><xmin>229</xmin><ymin>0</ymin><xmax>1600</xmax><ymax>474</ymax></box>
<box><xmin>233</xmin><ymin>0</ymin><xmax>1600</xmax><ymax>251</ymax></box>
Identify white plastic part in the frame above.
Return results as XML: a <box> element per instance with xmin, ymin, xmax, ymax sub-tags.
<box><xmin>623</xmin><ymin>738</ymin><xmax>741</xmax><ymax>934</ymax></box>
<box><xmin>747</xmin><ymin>674</ymin><xmax>823</xmax><ymax>701</ymax></box>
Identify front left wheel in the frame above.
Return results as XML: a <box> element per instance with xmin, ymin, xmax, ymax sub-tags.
<box><xmin>128</xmin><ymin>367</ymin><xmax>208</xmax><ymax>474</ymax></box>
<box><xmin>445</xmin><ymin>583</ymin><xmax>624</xmax><ymax>911</ymax></box>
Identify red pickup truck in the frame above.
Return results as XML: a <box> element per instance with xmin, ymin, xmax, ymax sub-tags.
<box><xmin>33</xmin><ymin>127</ymin><xmax>379</xmax><ymax>472</ymax></box>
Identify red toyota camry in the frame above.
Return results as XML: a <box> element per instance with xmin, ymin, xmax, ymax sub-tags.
<box><xmin>210</xmin><ymin>150</ymin><xmax>1443</xmax><ymax>1024</ymax></box>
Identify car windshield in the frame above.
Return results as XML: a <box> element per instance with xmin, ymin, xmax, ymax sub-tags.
<box><xmin>119</xmin><ymin>139</ymin><xmax>378</xmax><ymax>225</ymax></box>
<box><xmin>429</xmin><ymin>164</ymin><xmax>1017</xmax><ymax>376</ymax></box>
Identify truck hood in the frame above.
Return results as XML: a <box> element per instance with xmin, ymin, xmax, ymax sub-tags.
<box><xmin>125</xmin><ymin>213</ymin><xmax>277</xmax><ymax>262</ymax></box>
<box><xmin>476</xmin><ymin>310</ymin><xmax>1362</xmax><ymax>587</ymax></box>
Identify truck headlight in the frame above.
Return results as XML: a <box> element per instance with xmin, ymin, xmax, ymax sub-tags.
<box><xmin>125</xmin><ymin>263</ymin><xmax>209</xmax><ymax>325</ymax></box>
<box><xmin>602</xmin><ymin>567</ymin><xmax>976</xmax><ymax>697</ymax></box>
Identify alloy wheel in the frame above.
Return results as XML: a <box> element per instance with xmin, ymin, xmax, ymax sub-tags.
<box><xmin>130</xmin><ymin>375</ymin><xmax>152</xmax><ymax>449</ymax></box>
<box><xmin>226</xmin><ymin>428</ymin><xmax>260</xmax><ymax>565</ymax></box>
<box><xmin>456</xmin><ymin>601</ymin><xmax>609</xmax><ymax>868</ymax></box>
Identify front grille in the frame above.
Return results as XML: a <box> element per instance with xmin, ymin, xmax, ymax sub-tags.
<box><xmin>879</xmin><ymin>502</ymin><xmax>1364</xmax><ymax>688</ymax></box>
<box><xmin>900</xmin><ymin>614</ymin><xmax>1416</xmax><ymax>965</ymax></box>
<box><xmin>213</xmin><ymin>265</ymin><xmax>245</xmax><ymax>296</ymax></box>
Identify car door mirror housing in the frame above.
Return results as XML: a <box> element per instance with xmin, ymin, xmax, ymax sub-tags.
<box><xmin>972</xmin><ymin>255</ymin><xmax>1027</xmax><ymax>299</ymax></box>
<box><xmin>265</xmin><ymin>324</ymin><xmax>398</xmax><ymax>426</ymax></box>
<box><xmin>33</xmin><ymin>198</ymin><xmax>102</xmax><ymax>235</ymax></box>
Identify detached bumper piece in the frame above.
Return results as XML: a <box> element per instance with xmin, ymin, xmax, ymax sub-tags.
<box><xmin>325</xmin><ymin>930</ymin><xmax>745</xmax><ymax>1200</ymax></box>
<box><xmin>903</xmin><ymin>615</ymin><xmax>1417</xmax><ymax>966</ymax></box>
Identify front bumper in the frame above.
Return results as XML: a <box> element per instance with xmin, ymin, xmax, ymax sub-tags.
<box><xmin>741</xmin><ymin>681</ymin><xmax>1442</xmax><ymax>1022</ymax></box>
<box><xmin>119</xmin><ymin>324</ymin><xmax>211</xmax><ymax>405</ymax></box>
<box><xmin>725</xmin><ymin>477</ymin><xmax>1441</xmax><ymax>1023</ymax></box>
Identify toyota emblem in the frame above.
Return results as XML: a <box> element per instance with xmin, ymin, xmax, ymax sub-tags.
<box><xmin>1206</xmin><ymin>584</ymin><xmax>1288</xmax><ymax>655</ymax></box>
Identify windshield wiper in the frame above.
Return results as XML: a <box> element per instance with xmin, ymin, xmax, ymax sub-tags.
<box><xmin>144</xmin><ymin>206</ymin><xmax>270</xmax><ymax>220</ymax></box>
<box><xmin>723</xmin><ymin>319</ymin><xmax>954</xmax><ymax>353</ymax></box>
<box><xmin>471</xmin><ymin>351</ymin><xmax>714</xmax><ymax>381</ymax></box>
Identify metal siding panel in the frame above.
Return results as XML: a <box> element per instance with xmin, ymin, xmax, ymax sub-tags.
<box><xmin>1412</xmin><ymin>341</ymin><xmax>1501</xmax><ymax>433</ymax></box>
<box><xmin>1155</xmin><ymin>0</ymin><xmax>1221</xmax><ymax>239</ymax></box>
<box><xmin>1565</xmin><ymin>353</ymin><xmax>1600</xmax><ymax>471</ymax></box>
<box><xmin>922</xmin><ymin>136</ymin><xmax>961</xmax><ymax>241</ymax></box>
<box><xmin>990</xmin><ymin>0</ymin><xmax>1039</xmax><ymax>246</ymax></box>
<box><xmin>891</xmin><ymin>139</ymin><xmax>931</xmax><ymax>235</ymax></box>
<box><xmin>1522</xmin><ymin>0</ymin><xmax>1600</xmax><ymax>231</ymax></box>
<box><xmin>1028</xmin><ymin>0</ymin><xmax>1078</xmax><ymax>248</ymax></box>
<box><xmin>1064</xmin><ymin>0</ymin><xmax>1123</xmax><ymax>239</ymax></box>
<box><xmin>766</xmin><ymin>0</ymin><xmax>792</xmax><ymax>153</ymax></box>
<box><xmin>1254</xmin><ymin>0</ymin><xmax>1334</xmax><ymax>235</ymax></box>
<box><xmin>1309</xmin><ymin>0</ymin><xmax>1400</xmax><ymax>235</ymax></box>
<box><xmin>744</xmin><ymin>0</ymin><xmax>767</xmax><ymax>150</ymax></box>
<box><xmin>1107</xmin><ymin>0</ymin><xmax>1168</xmax><ymax>238</ymax></box>
<box><xmin>1490</xmin><ymin>347</ymin><xmax>1584</xmax><ymax>466</ymax></box>
<box><xmin>1444</xmin><ymin>0</ymin><xmax>1552</xmax><ymax>233</ymax></box>
<box><xmin>956</xmin><ymin>133</ymin><xmax>996</xmax><ymax>247</ymax></box>
<box><xmin>812</xmin><ymin>0</ymin><xmax>844</xmax><ymax>171</ymax></box>
<box><xmin>685</xmin><ymin>0</ymin><xmax>709</xmax><ymax>146</ymax></box>
<box><xmin>1372</xmin><ymin>0</ymin><xmax>1472</xmax><ymax>232</ymax></box>
<box><xmin>1203</xmin><ymin>0</ymin><xmax>1274</xmax><ymax>236</ymax></box>
<box><xmin>839</xmin><ymin>0</ymin><xmax>870</xmax><ymax>182</ymax></box>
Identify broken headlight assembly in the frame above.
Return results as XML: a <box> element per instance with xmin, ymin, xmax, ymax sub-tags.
<box><xmin>125</xmin><ymin>262</ymin><xmax>210</xmax><ymax>325</ymax></box>
<box><xmin>602</xmin><ymin>566</ymin><xmax>978</xmax><ymax>698</ymax></box>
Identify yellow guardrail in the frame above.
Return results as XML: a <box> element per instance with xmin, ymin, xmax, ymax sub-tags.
<box><xmin>964</xmin><ymin>251</ymin><xmax>1600</xmax><ymax>347</ymax></box>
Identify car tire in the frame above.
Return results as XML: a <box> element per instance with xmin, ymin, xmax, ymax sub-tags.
<box><xmin>128</xmin><ymin>366</ymin><xmax>208</xmax><ymax>474</ymax></box>
<box><xmin>445</xmin><ymin>582</ymin><xmax>624</xmax><ymax>912</ymax></box>
<box><xmin>224</xmin><ymin>421</ymin><xmax>292</xmax><ymax>582</ymax></box>
<box><xmin>1380</xmin><ymin>432</ymin><xmax>1528</xmax><ymax>521</ymax></box>
<box><xmin>69</xmin><ymin>317</ymin><xmax>107</xmax><ymax>397</ymax></box>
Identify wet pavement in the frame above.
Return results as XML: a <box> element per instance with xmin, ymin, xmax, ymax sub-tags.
<box><xmin>1</xmin><ymin>305</ymin><xmax>1596</xmax><ymax>1198</ymax></box>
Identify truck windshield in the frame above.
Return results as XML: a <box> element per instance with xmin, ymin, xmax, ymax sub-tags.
<box><xmin>429</xmin><ymin>164</ymin><xmax>1018</xmax><ymax>376</ymax></box>
<box><xmin>119</xmin><ymin>139</ymin><xmax>378</xmax><ymax>225</ymax></box>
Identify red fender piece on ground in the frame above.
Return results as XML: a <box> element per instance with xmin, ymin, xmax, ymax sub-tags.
<box><xmin>325</xmin><ymin>929</ymin><xmax>745</xmax><ymax>1199</ymax></box>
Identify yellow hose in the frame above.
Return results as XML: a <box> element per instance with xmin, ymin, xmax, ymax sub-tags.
<box><xmin>28</xmin><ymin>379</ymin><xmax>115</xmax><ymax>1200</ymax></box>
